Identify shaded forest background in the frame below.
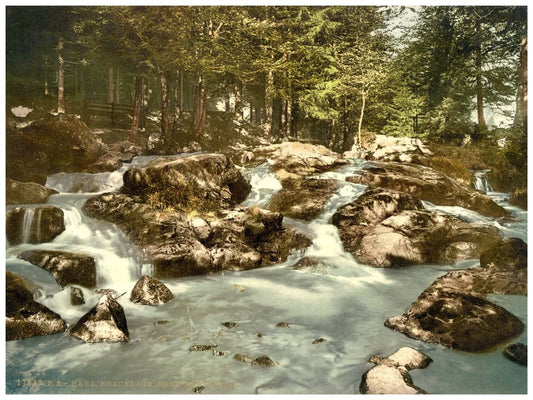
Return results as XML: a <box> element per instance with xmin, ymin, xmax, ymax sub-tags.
<box><xmin>6</xmin><ymin>6</ymin><xmax>527</xmax><ymax>196</ymax></box>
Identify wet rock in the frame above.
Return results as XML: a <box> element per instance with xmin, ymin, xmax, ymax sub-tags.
<box><xmin>19</xmin><ymin>250</ymin><xmax>97</xmax><ymax>288</ymax></box>
<box><xmin>291</xmin><ymin>256</ymin><xmax>330</xmax><ymax>274</ymax></box>
<box><xmin>122</xmin><ymin>153</ymin><xmax>251</xmax><ymax>212</ymax></box>
<box><xmin>361</xmin><ymin>347</ymin><xmax>431</xmax><ymax>394</ymax></box>
<box><xmin>385</xmin><ymin>287</ymin><xmax>524</xmax><ymax>352</ymax></box>
<box><xmin>212</xmin><ymin>349</ymin><xmax>226</xmax><ymax>356</ymax></box>
<box><xmin>6</xmin><ymin>271</ymin><xmax>67</xmax><ymax>341</ymax></box>
<box><xmin>153</xmin><ymin>320</ymin><xmax>169</xmax><ymax>325</ymax></box>
<box><xmin>252</xmin><ymin>355</ymin><xmax>278</xmax><ymax>367</ymax></box>
<box><xmin>95</xmin><ymin>288</ymin><xmax>119</xmax><ymax>297</ymax></box>
<box><xmin>6</xmin><ymin>115</ymin><xmax>105</xmax><ymax>182</ymax></box>
<box><xmin>333</xmin><ymin>188</ymin><xmax>501</xmax><ymax>268</ymax></box>
<box><xmin>234</xmin><ymin>354</ymin><xmax>253</xmax><ymax>363</ymax></box>
<box><xmin>193</xmin><ymin>386</ymin><xmax>205</xmax><ymax>394</ymax></box>
<box><xmin>347</xmin><ymin>161</ymin><xmax>508</xmax><ymax>218</ymax></box>
<box><xmin>252</xmin><ymin>141</ymin><xmax>349</xmax><ymax>177</ymax></box>
<box><xmin>221</xmin><ymin>321</ymin><xmax>239</xmax><ymax>329</ymax></box>
<box><xmin>83</xmin><ymin>193</ymin><xmax>311</xmax><ymax>279</ymax></box>
<box><xmin>69</xmin><ymin>294</ymin><xmax>129</xmax><ymax>343</ymax></box>
<box><xmin>312</xmin><ymin>338</ymin><xmax>327</xmax><ymax>344</ymax></box>
<box><xmin>6</xmin><ymin>178</ymin><xmax>57</xmax><ymax>205</ymax></box>
<box><xmin>130</xmin><ymin>275</ymin><xmax>173</xmax><ymax>305</ymax></box>
<box><xmin>7</xmin><ymin>206</ymin><xmax>65</xmax><ymax>246</ymax></box>
<box><xmin>503</xmin><ymin>343</ymin><xmax>527</xmax><ymax>366</ymax></box>
<box><xmin>189</xmin><ymin>344</ymin><xmax>218</xmax><ymax>352</ymax></box>
<box><xmin>71</xmin><ymin>286</ymin><xmax>85</xmax><ymax>306</ymax></box>
<box><xmin>359</xmin><ymin>364</ymin><xmax>426</xmax><ymax>394</ymax></box>
<box><xmin>276</xmin><ymin>322</ymin><xmax>291</xmax><ymax>328</ymax></box>
<box><xmin>332</xmin><ymin>188</ymin><xmax>424</xmax><ymax>228</ymax></box>
<box><xmin>268</xmin><ymin>179</ymin><xmax>339</xmax><ymax>220</ymax></box>
<box><xmin>189</xmin><ymin>217</ymin><xmax>212</xmax><ymax>242</ymax></box>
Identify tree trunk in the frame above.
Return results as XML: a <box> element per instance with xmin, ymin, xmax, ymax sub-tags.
<box><xmin>129</xmin><ymin>76</ymin><xmax>143</xmax><ymax>142</ymax></box>
<box><xmin>475</xmin><ymin>18</ymin><xmax>487</xmax><ymax>132</ymax></box>
<box><xmin>264</xmin><ymin>69</ymin><xmax>274</xmax><ymax>135</ymax></box>
<box><xmin>225</xmin><ymin>75</ymin><xmax>231</xmax><ymax>112</ymax></box>
<box><xmin>44</xmin><ymin>56</ymin><xmax>49</xmax><ymax>95</ymax></box>
<box><xmin>357</xmin><ymin>89</ymin><xmax>367</xmax><ymax>147</ymax></box>
<box><xmin>234</xmin><ymin>79</ymin><xmax>243</xmax><ymax>121</ymax></box>
<box><xmin>108</xmin><ymin>65</ymin><xmax>114</xmax><ymax>104</ymax></box>
<box><xmin>342</xmin><ymin>96</ymin><xmax>351</xmax><ymax>152</ymax></box>
<box><xmin>280</xmin><ymin>99</ymin><xmax>287</xmax><ymax>137</ymax></box>
<box><xmin>57</xmin><ymin>36</ymin><xmax>65</xmax><ymax>114</ymax></box>
<box><xmin>255</xmin><ymin>105</ymin><xmax>261</xmax><ymax>125</ymax></box>
<box><xmin>172</xmin><ymin>69</ymin><xmax>181</xmax><ymax>133</ymax></box>
<box><xmin>328</xmin><ymin>119</ymin><xmax>338</xmax><ymax>149</ymax></box>
<box><xmin>515</xmin><ymin>37</ymin><xmax>528</xmax><ymax>127</ymax></box>
<box><xmin>192</xmin><ymin>73</ymin><xmax>207</xmax><ymax>136</ymax></box>
<box><xmin>160</xmin><ymin>72</ymin><xmax>170</xmax><ymax>141</ymax></box>
<box><xmin>115</xmin><ymin>67</ymin><xmax>120</xmax><ymax>104</ymax></box>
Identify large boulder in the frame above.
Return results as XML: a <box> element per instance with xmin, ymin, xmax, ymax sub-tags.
<box><xmin>6</xmin><ymin>178</ymin><xmax>57</xmax><ymax>205</ymax></box>
<box><xmin>122</xmin><ymin>153</ymin><xmax>251</xmax><ymax>212</ymax></box>
<box><xmin>347</xmin><ymin>162</ymin><xmax>508</xmax><ymax>218</ymax></box>
<box><xmin>69</xmin><ymin>294</ymin><xmax>129</xmax><ymax>343</ymax></box>
<box><xmin>6</xmin><ymin>206</ymin><xmax>65</xmax><ymax>245</ymax></box>
<box><xmin>332</xmin><ymin>189</ymin><xmax>501</xmax><ymax>267</ymax></box>
<box><xmin>360</xmin><ymin>347</ymin><xmax>432</xmax><ymax>394</ymax></box>
<box><xmin>18</xmin><ymin>250</ymin><xmax>97</xmax><ymax>288</ymax></box>
<box><xmin>6</xmin><ymin>271</ymin><xmax>67</xmax><ymax>340</ymax></box>
<box><xmin>83</xmin><ymin>193</ymin><xmax>312</xmax><ymax>278</ymax></box>
<box><xmin>130</xmin><ymin>275</ymin><xmax>174</xmax><ymax>305</ymax></box>
<box><xmin>6</xmin><ymin>115</ymin><xmax>105</xmax><ymax>182</ymax></box>
<box><xmin>250</xmin><ymin>141</ymin><xmax>349</xmax><ymax>178</ymax></box>
<box><xmin>385</xmin><ymin>286</ymin><xmax>524</xmax><ymax>352</ymax></box>
<box><xmin>268</xmin><ymin>179</ymin><xmax>339</xmax><ymax>220</ymax></box>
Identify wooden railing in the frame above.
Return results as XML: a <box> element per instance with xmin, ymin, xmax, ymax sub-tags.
<box><xmin>82</xmin><ymin>101</ymin><xmax>134</xmax><ymax>126</ymax></box>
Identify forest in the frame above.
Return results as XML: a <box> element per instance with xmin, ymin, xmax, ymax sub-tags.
<box><xmin>5</xmin><ymin>5</ymin><xmax>529</xmax><ymax>395</ymax></box>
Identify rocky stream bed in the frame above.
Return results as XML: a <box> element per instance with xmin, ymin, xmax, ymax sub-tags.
<box><xmin>5</xmin><ymin>126</ymin><xmax>528</xmax><ymax>394</ymax></box>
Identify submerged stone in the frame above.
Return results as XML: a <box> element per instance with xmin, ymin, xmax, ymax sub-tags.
<box><xmin>252</xmin><ymin>355</ymin><xmax>278</xmax><ymax>367</ymax></box>
<box><xmin>503</xmin><ymin>343</ymin><xmax>527</xmax><ymax>366</ymax></box>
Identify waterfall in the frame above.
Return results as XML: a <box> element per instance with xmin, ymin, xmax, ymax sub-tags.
<box><xmin>21</xmin><ymin>208</ymin><xmax>34</xmax><ymax>243</ymax></box>
<box><xmin>473</xmin><ymin>169</ymin><xmax>493</xmax><ymax>193</ymax></box>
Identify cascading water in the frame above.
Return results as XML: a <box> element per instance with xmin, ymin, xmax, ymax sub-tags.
<box><xmin>21</xmin><ymin>208</ymin><xmax>35</xmax><ymax>244</ymax></box>
<box><xmin>473</xmin><ymin>169</ymin><xmax>494</xmax><ymax>193</ymax></box>
<box><xmin>5</xmin><ymin>156</ymin><xmax>527</xmax><ymax>395</ymax></box>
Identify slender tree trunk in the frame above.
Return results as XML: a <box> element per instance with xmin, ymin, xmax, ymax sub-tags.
<box><xmin>108</xmin><ymin>65</ymin><xmax>114</xmax><ymax>104</ymax></box>
<box><xmin>129</xmin><ymin>76</ymin><xmax>143</xmax><ymax>142</ymax></box>
<box><xmin>328</xmin><ymin>119</ymin><xmax>338</xmax><ymax>149</ymax></box>
<box><xmin>234</xmin><ymin>79</ymin><xmax>243</xmax><ymax>121</ymax></box>
<box><xmin>160</xmin><ymin>72</ymin><xmax>170</xmax><ymax>141</ymax></box>
<box><xmin>475</xmin><ymin>19</ymin><xmax>487</xmax><ymax>132</ymax></box>
<box><xmin>515</xmin><ymin>37</ymin><xmax>528</xmax><ymax>127</ymax></box>
<box><xmin>357</xmin><ymin>89</ymin><xmax>367</xmax><ymax>147</ymax></box>
<box><xmin>115</xmin><ymin>67</ymin><xmax>120</xmax><ymax>104</ymax></box>
<box><xmin>172</xmin><ymin>69</ymin><xmax>181</xmax><ymax>133</ymax></box>
<box><xmin>192</xmin><ymin>73</ymin><xmax>207</xmax><ymax>136</ymax></box>
<box><xmin>225</xmin><ymin>75</ymin><xmax>231</xmax><ymax>112</ymax></box>
<box><xmin>44</xmin><ymin>57</ymin><xmax>49</xmax><ymax>95</ymax></box>
<box><xmin>255</xmin><ymin>105</ymin><xmax>261</xmax><ymax>125</ymax></box>
<box><xmin>264</xmin><ymin>69</ymin><xmax>274</xmax><ymax>135</ymax></box>
<box><xmin>57</xmin><ymin>36</ymin><xmax>65</xmax><ymax>114</ymax></box>
<box><xmin>280</xmin><ymin>99</ymin><xmax>287</xmax><ymax>137</ymax></box>
<box><xmin>342</xmin><ymin>96</ymin><xmax>351</xmax><ymax>152</ymax></box>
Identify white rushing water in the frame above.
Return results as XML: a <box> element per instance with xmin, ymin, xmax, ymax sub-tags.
<box><xmin>5</xmin><ymin>156</ymin><xmax>527</xmax><ymax>395</ymax></box>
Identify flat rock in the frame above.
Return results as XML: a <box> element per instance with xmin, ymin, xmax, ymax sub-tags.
<box><xmin>359</xmin><ymin>364</ymin><xmax>426</xmax><ymax>394</ymax></box>
<box><xmin>19</xmin><ymin>250</ymin><xmax>97</xmax><ymax>288</ymax></box>
<box><xmin>385</xmin><ymin>287</ymin><xmax>524</xmax><ymax>352</ymax></box>
<box><xmin>130</xmin><ymin>275</ymin><xmax>173</xmax><ymax>305</ymax></box>
<box><xmin>69</xmin><ymin>294</ymin><xmax>129</xmax><ymax>343</ymax></box>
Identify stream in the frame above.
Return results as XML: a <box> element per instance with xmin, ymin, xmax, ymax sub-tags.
<box><xmin>5</xmin><ymin>157</ymin><xmax>527</xmax><ymax>394</ymax></box>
